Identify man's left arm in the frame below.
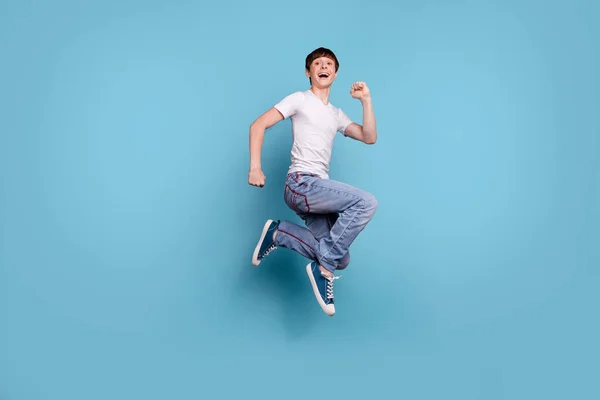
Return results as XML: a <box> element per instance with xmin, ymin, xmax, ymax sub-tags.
<box><xmin>344</xmin><ymin>82</ymin><xmax>377</xmax><ymax>145</ymax></box>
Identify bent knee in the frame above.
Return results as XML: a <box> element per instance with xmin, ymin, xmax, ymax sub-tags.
<box><xmin>361</xmin><ymin>193</ymin><xmax>378</xmax><ymax>214</ymax></box>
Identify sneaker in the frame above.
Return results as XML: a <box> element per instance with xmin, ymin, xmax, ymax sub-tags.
<box><xmin>252</xmin><ymin>219</ymin><xmax>279</xmax><ymax>266</ymax></box>
<box><xmin>306</xmin><ymin>261</ymin><xmax>339</xmax><ymax>316</ymax></box>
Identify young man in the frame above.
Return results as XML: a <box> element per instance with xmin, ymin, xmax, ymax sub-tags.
<box><xmin>248</xmin><ymin>47</ymin><xmax>378</xmax><ymax>317</ymax></box>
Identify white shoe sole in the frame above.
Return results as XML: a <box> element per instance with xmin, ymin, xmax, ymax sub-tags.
<box><xmin>252</xmin><ymin>219</ymin><xmax>274</xmax><ymax>266</ymax></box>
<box><xmin>305</xmin><ymin>263</ymin><xmax>335</xmax><ymax>316</ymax></box>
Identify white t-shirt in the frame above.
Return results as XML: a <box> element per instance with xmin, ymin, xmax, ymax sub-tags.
<box><xmin>274</xmin><ymin>90</ymin><xmax>354</xmax><ymax>179</ymax></box>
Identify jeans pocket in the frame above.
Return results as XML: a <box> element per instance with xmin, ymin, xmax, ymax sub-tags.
<box><xmin>284</xmin><ymin>184</ymin><xmax>309</xmax><ymax>214</ymax></box>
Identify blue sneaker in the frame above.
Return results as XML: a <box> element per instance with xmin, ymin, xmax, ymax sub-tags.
<box><xmin>306</xmin><ymin>261</ymin><xmax>339</xmax><ymax>316</ymax></box>
<box><xmin>252</xmin><ymin>219</ymin><xmax>279</xmax><ymax>266</ymax></box>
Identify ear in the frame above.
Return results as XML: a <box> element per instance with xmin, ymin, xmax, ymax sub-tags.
<box><xmin>305</xmin><ymin>68</ymin><xmax>310</xmax><ymax>78</ymax></box>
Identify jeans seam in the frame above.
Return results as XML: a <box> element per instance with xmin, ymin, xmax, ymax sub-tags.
<box><xmin>285</xmin><ymin>183</ymin><xmax>310</xmax><ymax>214</ymax></box>
<box><xmin>320</xmin><ymin>199</ymin><xmax>365</xmax><ymax>262</ymax></box>
<box><xmin>284</xmin><ymin>185</ymin><xmax>297</xmax><ymax>213</ymax></box>
<box><xmin>286</xmin><ymin>184</ymin><xmax>310</xmax><ymax>213</ymax></box>
<box><xmin>278</xmin><ymin>228</ymin><xmax>317</xmax><ymax>256</ymax></box>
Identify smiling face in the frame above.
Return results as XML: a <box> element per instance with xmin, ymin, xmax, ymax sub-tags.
<box><xmin>304</xmin><ymin>47</ymin><xmax>340</xmax><ymax>88</ymax></box>
<box><xmin>306</xmin><ymin>56</ymin><xmax>338</xmax><ymax>88</ymax></box>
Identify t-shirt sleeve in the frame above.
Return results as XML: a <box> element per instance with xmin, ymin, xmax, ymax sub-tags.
<box><xmin>274</xmin><ymin>91</ymin><xmax>305</xmax><ymax>119</ymax></box>
<box><xmin>337</xmin><ymin>108</ymin><xmax>354</xmax><ymax>135</ymax></box>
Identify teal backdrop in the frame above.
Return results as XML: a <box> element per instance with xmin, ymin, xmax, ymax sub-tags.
<box><xmin>1</xmin><ymin>0</ymin><xmax>598</xmax><ymax>399</ymax></box>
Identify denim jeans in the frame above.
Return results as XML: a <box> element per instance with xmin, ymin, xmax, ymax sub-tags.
<box><xmin>275</xmin><ymin>172</ymin><xmax>378</xmax><ymax>273</ymax></box>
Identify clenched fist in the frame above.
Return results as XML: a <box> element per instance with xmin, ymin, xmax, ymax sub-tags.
<box><xmin>248</xmin><ymin>168</ymin><xmax>266</xmax><ymax>187</ymax></box>
<box><xmin>350</xmin><ymin>81</ymin><xmax>371</xmax><ymax>100</ymax></box>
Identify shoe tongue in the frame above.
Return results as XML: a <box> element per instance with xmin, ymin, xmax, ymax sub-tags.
<box><xmin>321</xmin><ymin>271</ymin><xmax>334</xmax><ymax>279</ymax></box>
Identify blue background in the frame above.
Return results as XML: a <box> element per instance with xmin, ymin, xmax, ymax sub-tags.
<box><xmin>1</xmin><ymin>0</ymin><xmax>598</xmax><ymax>399</ymax></box>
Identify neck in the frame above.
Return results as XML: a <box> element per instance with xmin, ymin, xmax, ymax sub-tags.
<box><xmin>310</xmin><ymin>86</ymin><xmax>331</xmax><ymax>104</ymax></box>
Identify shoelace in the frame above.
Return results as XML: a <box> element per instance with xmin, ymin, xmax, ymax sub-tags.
<box><xmin>261</xmin><ymin>243</ymin><xmax>276</xmax><ymax>258</ymax></box>
<box><xmin>325</xmin><ymin>274</ymin><xmax>341</xmax><ymax>299</ymax></box>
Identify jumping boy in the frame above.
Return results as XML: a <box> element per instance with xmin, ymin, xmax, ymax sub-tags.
<box><xmin>248</xmin><ymin>47</ymin><xmax>378</xmax><ymax>317</ymax></box>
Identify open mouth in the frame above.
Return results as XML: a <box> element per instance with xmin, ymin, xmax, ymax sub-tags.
<box><xmin>318</xmin><ymin>73</ymin><xmax>330</xmax><ymax>78</ymax></box>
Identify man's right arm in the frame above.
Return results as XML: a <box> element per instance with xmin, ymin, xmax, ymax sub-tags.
<box><xmin>248</xmin><ymin>107</ymin><xmax>284</xmax><ymax>187</ymax></box>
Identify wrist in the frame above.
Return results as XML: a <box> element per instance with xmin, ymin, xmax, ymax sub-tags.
<box><xmin>360</xmin><ymin>96</ymin><xmax>372</xmax><ymax>105</ymax></box>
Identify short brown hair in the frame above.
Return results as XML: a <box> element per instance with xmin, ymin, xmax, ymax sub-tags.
<box><xmin>305</xmin><ymin>47</ymin><xmax>339</xmax><ymax>73</ymax></box>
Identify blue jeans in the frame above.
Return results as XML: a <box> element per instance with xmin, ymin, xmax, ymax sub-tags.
<box><xmin>275</xmin><ymin>172</ymin><xmax>378</xmax><ymax>273</ymax></box>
